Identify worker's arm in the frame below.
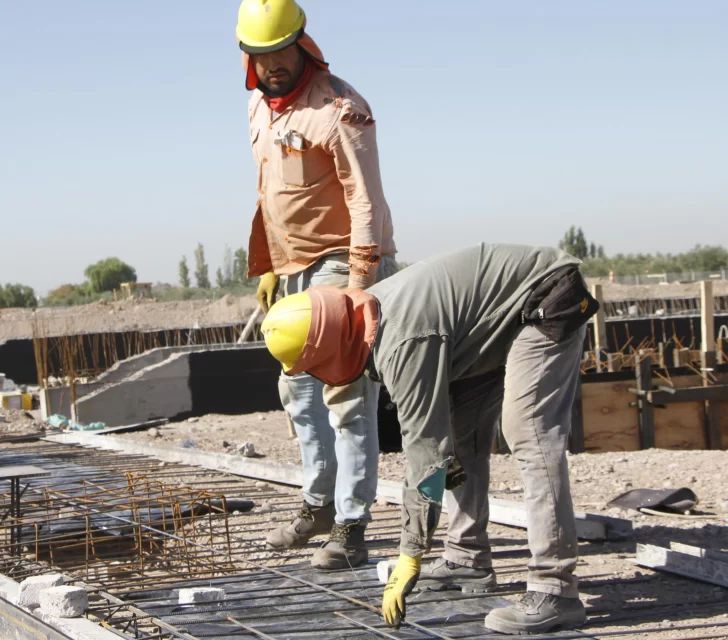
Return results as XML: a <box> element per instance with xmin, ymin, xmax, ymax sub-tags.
<box><xmin>325</xmin><ymin>104</ymin><xmax>388</xmax><ymax>289</ymax></box>
<box><xmin>380</xmin><ymin>335</ymin><xmax>453</xmax><ymax>558</ymax></box>
<box><xmin>246</xmin><ymin>97</ymin><xmax>274</xmax><ymax>280</ymax></box>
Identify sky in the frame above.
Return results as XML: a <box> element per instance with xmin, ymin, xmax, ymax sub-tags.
<box><xmin>1</xmin><ymin>1</ymin><xmax>727</xmax><ymax>294</ymax></box>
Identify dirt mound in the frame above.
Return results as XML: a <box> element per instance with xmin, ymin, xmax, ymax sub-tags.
<box><xmin>0</xmin><ymin>296</ymin><xmax>259</xmax><ymax>342</ymax></box>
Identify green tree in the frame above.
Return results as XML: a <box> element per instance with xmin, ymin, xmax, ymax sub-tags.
<box><xmin>0</xmin><ymin>283</ymin><xmax>37</xmax><ymax>308</ymax></box>
<box><xmin>84</xmin><ymin>258</ymin><xmax>136</xmax><ymax>294</ymax></box>
<box><xmin>178</xmin><ymin>256</ymin><xmax>191</xmax><ymax>288</ymax></box>
<box><xmin>232</xmin><ymin>248</ymin><xmax>248</xmax><ymax>285</ymax></box>
<box><xmin>215</xmin><ymin>268</ymin><xmax>225</xmax><ymax>289</ymax></box>
<box><xmin>559</xmin><ymin>226</ymin><xmax>591</xmax><ymax>260</ymax></box>
<box><xmin>222</xmin><ymin>246</ymin><xmax>234</xmax><ymax>287</ymax></box>
<box><xmin>194</xmin><ymin>243</ymin><xmax>211</xmax><ymax>289</ymax></box>
<box><xmin>45</xmin><ymin>284</ymin><xmax>86</xmax><ymax>305</ymax></box>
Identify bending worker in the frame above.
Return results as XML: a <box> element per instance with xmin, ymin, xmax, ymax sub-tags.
<box><xmin>259</xmin><ymin>243</ymin><xmax>597</xmax><ymax>635</ymax></box>
<box><xmin>236</xmin><ymin>0</ymin><xmax>397</xmax><ymax>569</ymax></box>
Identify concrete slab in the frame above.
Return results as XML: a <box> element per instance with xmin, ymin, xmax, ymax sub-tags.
<box><xmin>39</xmin><ymin>586</ymin><xmax>89</xmax><ymax>618</ymax></box>
<box><xmin>75</xmin><ymin>353</ymin><xmax>192</xmax><ymax>427</ymax></box>
<box><xmin>16</xmin><ymin>574</ymin><xmax>64</xmax><ymax>608</ymax></box>
<box><xmin>178</xmin><ymin>587</ymin><xmax>225</xmax><ymax>604</ymax></box>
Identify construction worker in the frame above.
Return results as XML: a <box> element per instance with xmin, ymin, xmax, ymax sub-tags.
<box><xmin>236</xmin><ymin>0</ymin><xmax>397</xmax><ymax>570</ymax></box>
<box><xmin>259</xmin><ymin>243</ymin><xmax>598</xmax><ymax>635</ymax></box>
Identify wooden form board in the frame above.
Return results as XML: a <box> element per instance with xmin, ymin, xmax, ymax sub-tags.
<box><xmin>581</xmin><ymin>380</ymin><xmax>640</xmax><ymax>452</ymax></box>
<box><xmin>718</xmin><ymin>372</ymin><xmax>728</xmax><ymax>449</ymax></box>
<box><xmin>581</xmin><ymin>374</ymin><xmax>726</xmax><ymax>453</ymax></box>
<box><xmin>652</xmin><ymin>375</ymin><xmax>706</xmax><ymax>451</ymax></box>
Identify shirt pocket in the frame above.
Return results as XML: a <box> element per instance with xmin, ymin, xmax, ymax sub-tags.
<box><xmin>281</xmin><ymin>147</ymin><xmax>308</xmax><ymax>187</ymax></box>
<box><xmin>277</xmin><ymin>131</ymin><xmax>329</xmax><ymax>187</ymax></box>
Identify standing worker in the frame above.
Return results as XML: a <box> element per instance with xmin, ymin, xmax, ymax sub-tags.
<box><xmin>235</xmin><ymin>0</ymin><xmax>397</xmax><ymax>570</ymax></box>
<box><xmin>259</xmin><ymin>243</ymin><xmax>597</xmax><ymax>635</ymax></box>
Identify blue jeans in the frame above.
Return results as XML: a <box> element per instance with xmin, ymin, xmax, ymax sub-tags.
<box><xmin>278</xmin><ymin>253</ymin><xmax>397</xmax><ymax>524</ymax></box>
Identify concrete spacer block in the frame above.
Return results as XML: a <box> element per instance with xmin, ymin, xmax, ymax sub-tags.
<box><xmin>377</xmin><ymin>559</ymin><xmax>398</xmax><ymax>585</ymax></box>
<box><xmin>39</xmin><ymin>586</ymin><xmax>89</xmax><ymax>618</ymax></box>
<box><xmin>16</xmin><ymin>574</ymin><xmax>64</xmax><ymax>608</ymax></box>
<box><xmin>178</xmin><ymin>587</ymin><xmax>226</xmax><ymax>604</ymax></box>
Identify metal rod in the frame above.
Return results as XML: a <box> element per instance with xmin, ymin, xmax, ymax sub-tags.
<box><xmin>333</xmin><ymin>612</ymin><xmax>403</xmax><ymax>639</ymax></box>
<box><xmin>227</xmin><ymin>617</ymin><xmax>281</xmax><ymax>640</ymax></box>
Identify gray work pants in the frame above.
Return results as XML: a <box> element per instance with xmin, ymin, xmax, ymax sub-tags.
<box><xmin>445</xmin><ymin>324</ymin><xmax>585</xmax><ymax>598</ymax></box>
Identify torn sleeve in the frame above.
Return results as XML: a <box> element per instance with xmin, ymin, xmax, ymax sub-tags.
<box><xmin>324</xmin><ymin>104</ymin><xmax>389</xmax><ymax>289</ymax></box>
<box><xmin>380</xmin><ymin>335</ymin><xmax>454</xmax><ymax>558</ymax></box>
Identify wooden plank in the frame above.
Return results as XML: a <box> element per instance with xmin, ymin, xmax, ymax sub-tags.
<box><xmin>591</xmin><ymin>284</ymin><xmax>607</xmax><ymax>353</ymax></box>
<box><xmin>653</xmin><ymin>374</ymin><xmax>706</xmax><ymax>450</ymax></box>
<box><xmin>649</xmin><ymin>384</ymin><xmax>728</xmax><ymax>405</ymax></box>
<box><xmin>581</xmin><ymin>380</ymin><xmax>639</xmax><ymax>452</ymax></box>
<box><xmin>569</xmin><ymin>379</ymin><xmax>585</xmax><ymax>454</ymax></box>
<box><xmin>636</xmin><ymin>543</ymin><xmax>728</xmax><ymax>588</ymax></box>
<box><xmin>636</xmin><ymin>355</ymin><xmax>655</xmax><ymax>449</ymax></box>
<box><xmin>673</xmin><ymin>348</ymin><xmax>691</xmax><ymax>368</ymax></box>
<box><xmin>670</xmin><ymin>542</ymin><xmax>728</xmax><ymax>564</ymax></box>
<box><xmin>701</xmin><ymin>281</ymin><xmax>715</xmax><ymax>352</ymax></box>
<box><xmin>702</xmin><ymin>350</ymin><xmax>722</xmax><ymax>450</ymax></box>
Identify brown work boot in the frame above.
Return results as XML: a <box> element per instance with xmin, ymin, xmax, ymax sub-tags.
<box><xmin>265</xmin><ymin>501</ymin><xmax>335</xmax><ymax>549</ymax></box>
<box><xmin>310</xmin><ymin>521</ymin><xmax>368</xmax><ymax>570</ymax></box>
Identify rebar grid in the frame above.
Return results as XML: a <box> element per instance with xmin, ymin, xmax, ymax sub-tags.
<box><xmin>3</xmin><ymin>441</ymin><xmax>728</xmax><ymax>640</ymax></box>
<box><xmin>0</xmin><ymin>469</ymin><xmax>236</xmax><ymax>586</ymax></box>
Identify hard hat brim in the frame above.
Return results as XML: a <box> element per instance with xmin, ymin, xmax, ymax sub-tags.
<box><xmin>237</xmin><ymin>26</ymin><xmax>304</xmax><ymax>55</ymax></box>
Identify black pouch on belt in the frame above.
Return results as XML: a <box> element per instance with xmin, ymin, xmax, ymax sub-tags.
<box><xmin>521</xmin><ymin>266</ymin><xmax>600</xmax><ymax>343</ymax></box>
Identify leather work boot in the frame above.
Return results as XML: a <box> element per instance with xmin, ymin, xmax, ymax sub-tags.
<box><xmin>310</xmin><ymin>521</ymin><xmax>368</xmax><ymax>570</ymax></box>
<box><xmin>484</xmin><ymin>591</ymin><xmax>586</xmax><ymax>635</ymax></box>
<box><xmin>416</xmin><ymin>557</ymin><xmax>497</xmax><ymax>594</ymax></box>
<box><xmin>266</xmin><ymin>501</ymin><xmax>335</xmax><ymax>549</ymax></box>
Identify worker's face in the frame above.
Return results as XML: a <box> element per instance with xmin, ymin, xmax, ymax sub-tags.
<box><xmin>252</xmin><ymin>45</ymin><xmax>305</xmax><ymax>96</ymax></box>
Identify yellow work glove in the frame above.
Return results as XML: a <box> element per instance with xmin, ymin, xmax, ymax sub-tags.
<box><xmin>382</xmin><ymin>554</ymin><xmax>421</xmax><ymax>628</ymax></box>
<box><xmin>256</xmin><ymin>272</ymin><xmax>279</xmax><ymax>313</ymax></box>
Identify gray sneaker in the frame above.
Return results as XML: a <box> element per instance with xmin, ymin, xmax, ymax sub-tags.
<box><xmin>484</xmin><ymin>591</ymin><xmax>586</xmax><ymax>635</ymax></box>
<box><xmin>416</xmin><ymin>557</ymin><xmax>497</xmax><ymax>594</ymax></box>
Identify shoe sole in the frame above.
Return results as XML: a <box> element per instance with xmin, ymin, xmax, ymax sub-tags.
<box><xmin>483</xmin><ymin>611</ymin><xmax>586</xmax><ymax>635</ymax></box>
<box><xmin>416</xmin><ymin>576</ymin><xmax>498</xmax><ymax>594</ymax></box>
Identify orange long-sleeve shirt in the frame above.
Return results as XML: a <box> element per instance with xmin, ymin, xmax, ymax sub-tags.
<box><xmin>246</xmin><ymin>70</ymin><xmax>396</xmax><ymax>287</ymax></box>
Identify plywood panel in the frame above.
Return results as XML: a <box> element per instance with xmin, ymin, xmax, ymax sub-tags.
<box><xmin>653</xmin><ymin>374</ymin><xmax>706</xmax><ymax>450</ymax></box>
<box><xmin>581</xmin><ymin>374</ymin><xmax>718</xmax><ymax>452</ymax></box>
<box><xmin>717</xmin><ymin>373</ymin><xmax>728</xmax><ymax>450</ymax></box>
<box><xmin>581</xmin><ymin>381</ymin><xmax>639</xmax><ymax>452</ymax></box>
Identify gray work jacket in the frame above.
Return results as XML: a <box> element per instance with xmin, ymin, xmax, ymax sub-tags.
<box><xmin>367</xmin><ymin>244</ymin><xmax>580</xmax><ymax>556</ymax></box>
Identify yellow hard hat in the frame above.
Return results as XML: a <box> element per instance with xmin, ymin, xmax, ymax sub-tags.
<box><xmin>261</xmin><ymin>292</ymin><xmax>312</xmax><ymax>371</ymax></box>
<box><xmin>236</xmin><ymin>0</ymin><xmax>306</xmax><ymax>54</ymax></box>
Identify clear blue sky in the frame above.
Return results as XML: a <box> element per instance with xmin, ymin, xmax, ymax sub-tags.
<box><xmin>1</xmin><ymin>1</ymin><xmax>726</xmax><ymax>294</ymax></box>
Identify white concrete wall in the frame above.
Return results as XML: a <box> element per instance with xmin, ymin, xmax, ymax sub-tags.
<box><xmin>75</xmin><ymin>353</ymin><xmax>192</xmax><ymax>427</ymax></box>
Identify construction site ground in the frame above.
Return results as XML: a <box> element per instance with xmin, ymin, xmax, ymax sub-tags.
<box><xmin>3</xmin><ymin>410</ymin><xmax>728</xmax><ymax>639</ymax></box>
<box><xmin>3</xmin><ymin>280</ymin><xmax>728</xmax><ymax>342</ymax></box>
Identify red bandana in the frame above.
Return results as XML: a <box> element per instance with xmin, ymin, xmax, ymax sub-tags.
<box><xmin>262</xmin><ymin>59</ymin><xmax>316</xmax><ymax>114</ymax></box>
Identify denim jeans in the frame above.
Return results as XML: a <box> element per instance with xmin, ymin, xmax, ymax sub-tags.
<box><xmin>278</xmin><ymin>252</ymin><xmax>397</xmax><ymax>524</ymax></box>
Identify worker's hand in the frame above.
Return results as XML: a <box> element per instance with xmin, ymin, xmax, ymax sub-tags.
<box><xmin>382</xmin><ymin>554</ymin><xmax>421</xmax><ymax>628</ymax></box>
<box><xmin>256</xmin><ymin>272</ymin><xmax>279</xmax><ymax>313</ymax></box>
